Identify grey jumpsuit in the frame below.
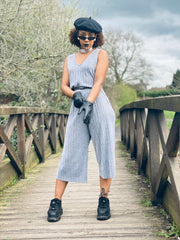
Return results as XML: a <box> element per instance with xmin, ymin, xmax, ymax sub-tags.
<box><xmin>57</xmin><ymin>48</ymin><xmax>116</xmax><ymax>183</ymax></box>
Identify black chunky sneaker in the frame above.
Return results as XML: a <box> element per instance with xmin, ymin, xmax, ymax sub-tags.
<box><xmin>97</xmin><ymin>197</ymin><xmax>111</xmax><ymax>220</ymax></box>
<box><xmin>47</xmin><ymin>198</ymin><xmax>63</xmax><ymax>222</ymax></box>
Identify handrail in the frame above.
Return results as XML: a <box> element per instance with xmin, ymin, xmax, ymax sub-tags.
<box><xmin>0</xmin><ymin>106</ymin><xmax>68</xmax><ymax>115</ymax></box>
<box><xmin>0</xmin><ymin>106</ymin><xmax>68</xmax><ymax>180</ymax></box>
<box><xmin>120</xmin><ymin>95</ymin><xmax>180</xmax><ymax>228</ymax></box>
<box><xmin>120</xmin><ymin>95</ymin><xmax>180</xmax><ymax>112</ymax></box>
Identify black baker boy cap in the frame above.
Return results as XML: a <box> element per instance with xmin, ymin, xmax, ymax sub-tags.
<box><xmin>74</xmin><ymin>17</ymin><xmax>102</xmax><ymax>33</ymax></box>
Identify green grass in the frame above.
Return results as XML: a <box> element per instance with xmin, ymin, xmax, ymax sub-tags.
<box><xmin>156</xmin><ymin>222</ymin><xmax>180</xmax><ymax>238</ymax></box>
<box><xmin>9</xmin><ymin>177</ymin><xmax>18</xmax><ymax>186</ymax></box>
<box><xmin>141</xmin><ymin>199</ymin><xmax>152</xmax><ymax>207</ymax></box>
<box><xmin>115</xmin><ymin>118</ymin><xmax>120</xmax><ymax>126</ymax></box>
<box><xmin>164</xmin><ymin>110</ymin><xmax>175</xmax><ymax>119</ymax></box>
<box><xmin>164</xmin><ymin>111</ymin><xmax>175</xmax><ymax>130</ymax></box>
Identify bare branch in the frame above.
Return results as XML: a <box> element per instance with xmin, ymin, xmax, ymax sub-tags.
<box><xmin>103</xmin><ymin>30</ymin><xmax>153</xmax><ymax>87</ymax></box>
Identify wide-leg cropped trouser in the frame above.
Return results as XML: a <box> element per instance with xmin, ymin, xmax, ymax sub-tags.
<box><xmin>56</xmin><ymin>89</ymin><xmax>116</xmax><ymax>183</ymax></box>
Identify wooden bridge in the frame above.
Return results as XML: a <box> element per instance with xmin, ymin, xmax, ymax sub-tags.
<box><xmin>0</xmin><ymin>96</ymin><xmax>180</xmax><ymax>239</ymax></box>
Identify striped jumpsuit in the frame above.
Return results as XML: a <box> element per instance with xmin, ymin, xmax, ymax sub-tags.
<box><xmin>57</xmin><ymin>48</ymin><xmax>116</xmax><ymax>183</ymax></box>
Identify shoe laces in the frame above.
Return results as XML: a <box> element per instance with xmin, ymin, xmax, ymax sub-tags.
<box><xmin>50</xmin><ymin>199</ymin><xmax>60</xmax><ymax>210</ymax></box>
<box><xmin>99</xmin><ymin>197</ymin><xmax>108</xmax><ymax>208</ymax></box>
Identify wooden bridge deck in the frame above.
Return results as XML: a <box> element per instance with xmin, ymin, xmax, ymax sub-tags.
<box><xmin>0</xmin><ymin>130</ymin><xmax>170</xmax><ymax>240</ymax></box>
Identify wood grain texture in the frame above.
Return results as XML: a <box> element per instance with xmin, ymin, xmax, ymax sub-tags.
<box><xmin>120</xmin><ymin>95</ymin><xmax>180</xmax><ymax>112</ymax></box>
<box><xmin>0</xmin><ymin>134</ymin><xmax>169</xmax><ymax>239</ymax></box>
<box><xmin>120</xmin><ymin>104</ymin><xmax>180</xmax><ymax>228</ymax></box>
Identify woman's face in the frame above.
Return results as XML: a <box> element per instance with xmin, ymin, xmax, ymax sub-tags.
<box><xmin>78</xmin><ymin>30</ymin><xmax>96</xmax><ymax>50</ymax></box>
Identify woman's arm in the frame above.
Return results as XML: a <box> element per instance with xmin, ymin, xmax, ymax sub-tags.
<box><xmin>61</xmin><ymin>57</ymin><xmax>74</xmax><ymax>98</ymax></box>
<box><xmin>87</xmin><ymin>49</ymin><xmax>109</xmax><ymax>103</ymax></box>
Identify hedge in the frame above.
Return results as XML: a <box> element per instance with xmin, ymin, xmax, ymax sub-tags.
<box><xmin>138</xmin><ymin>89</ymin><xmax>180</xmax><ymax>98</ymax></box>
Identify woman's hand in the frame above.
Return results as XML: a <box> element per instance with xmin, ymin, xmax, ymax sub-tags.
<box><xmin>78</xmin><ymin>100</ymin><xmax>93</xmax><ymax>124</ymax></box>
<box><xmin>73</xmin><ymin>92</ymin><xmax>85</xmax><ymax>108</ymax></box>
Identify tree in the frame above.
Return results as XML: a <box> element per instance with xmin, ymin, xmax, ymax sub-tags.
<box><xmin>101</xmin><ymin>30</ymin><xmax>153</xmax><ymax>114</ymax></box>
<box><xmin>103</xmin><ymin>30</ymin><xmax>152</xmax><ymax>87</ymax></box>
<box><xmin>0</xmin><ymin>0</ymin><xmax>83</xmax><ymax>109</ymax></box>
<box><xmin>170</xmin><ymin>69</ymin><xmax>180</xmax><ymax>89</ymax></box>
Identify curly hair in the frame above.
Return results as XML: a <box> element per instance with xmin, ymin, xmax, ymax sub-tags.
<box><xmin>69</xmin><ymin>28</ymin><xmax>105</xmax><ymax>48</ymax></box>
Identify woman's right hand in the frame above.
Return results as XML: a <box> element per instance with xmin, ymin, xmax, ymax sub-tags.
<box><xmin>73</xmin><ymin>92</ymin><xmax>85</xmax><ymax>108</ymax></box>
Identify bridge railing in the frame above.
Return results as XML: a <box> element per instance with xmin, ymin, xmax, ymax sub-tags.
<box><xmin>120</xmin><ymin>95</ymin><xmax>180</xmax><ymax>228</ymax></box>
<box><xmin>0</xmin><ymin>107</ymin><xmax>68</xmax><ymax>188</ymax></box>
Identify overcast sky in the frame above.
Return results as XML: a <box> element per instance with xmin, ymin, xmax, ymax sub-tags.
<box><xmin>75</xmin><ymin>0</ymin><xmax>180</xmax><ymax>88</ymax></box>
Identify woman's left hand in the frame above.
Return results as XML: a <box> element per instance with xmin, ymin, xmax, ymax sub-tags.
<box><xmin>78</xmin><ymin>100</ymin><xmax>93</xmax><ymax>125</ymax></box>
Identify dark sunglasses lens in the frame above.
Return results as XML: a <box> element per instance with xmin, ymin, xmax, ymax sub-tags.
<box><xmin>78</xmin><ymin>36</ymin><xmax>95</xmax><ymax>41</ymax></box>
<box><xmin>79</xmin><ymin>36</ymin><xmax>86</xmax><ymax>40</ymax></box>
<box><xmin>88</xmin><ymin>37</ymin><xmax>95</xmax><ymax>40</ymax></box>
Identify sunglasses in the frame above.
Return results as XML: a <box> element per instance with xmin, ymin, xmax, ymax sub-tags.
<box><xmin>78</xmin><ymin>35</ymin><xmax>96</xmax><ymax>41</ymax></box>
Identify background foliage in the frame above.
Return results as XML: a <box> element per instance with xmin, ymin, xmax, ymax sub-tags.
<box><xmin>0</xmin><ymin>0</ymin><xmax>157</xmax><ymax>115</ymax></box>
<box><xmin>138</xmin><ymin>88</ymin><xmax>180</xmax><ymax>98</ymax></box>
<box><xmin>170</xmin><ymin>69</ymin><xmax>180</xmax><ymax>90</ymax></box>
<box><xmin>0</xmin><ymin>0</ymin><xmax>83</xmax><ymax>109</ymax></box>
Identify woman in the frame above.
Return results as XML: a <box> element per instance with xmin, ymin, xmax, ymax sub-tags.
<box><xmin>47</xmin><ymin>17</ymin><xmax>116</xmax><ymax>222</ymax></box>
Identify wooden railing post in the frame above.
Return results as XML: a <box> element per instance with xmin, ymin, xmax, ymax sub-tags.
<box><xmin>17</xmin><ymin>114</ymin><xmax>26</xmax><ymax>178</ymax></box>
<box><xmin>135</xmin><ymin>109</ymin><xmax>146</xmax><ymax>170</ymax></box>
<box><xmin>51</xmin><ymin>114</ymin><xmax>56</xmax><ymax>153</ymax></box>
<box><xmin>38</xmin><ymin>113</ymin><xmax>45</xmax><ymax>162</ymax></box>
<box><xmin>60</xmin><ymin>115</ymin><xmax>65</xmax><ymax>145</ymax></box>
<box><xmin>119</xmin><ymin>95</ymin><xmax>180</xmax><ymax>228</ymax></box>
<box><xmin>120</xmin><ymin>111</ymin><xmax>125</xmax><ymax>144</ymax></box>
<box><xmin>148</xmin><ymin>110</ymin><xmax>161</xmax><ymax>201</ymax></box>
<box><xmin>125</xmin><ymin>110</ymin><xmax>130</xmax><ymax>149</ymax></box>
<box><xmin>0</xmin><ymin>107</ymin><xmax>68</xmax><ymax>191</ymax></box>
<box><xmin>129</xmin><ymin>109</ymin><xmax>135</xmax><ymax>158</ymax></box>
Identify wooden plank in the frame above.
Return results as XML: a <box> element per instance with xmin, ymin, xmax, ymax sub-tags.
<box><xmin>59</xmin><ymin>115</ymin><xmax>65</xmax><ymax>145</ymax></box>
<box><xmin>0</xmin><ymin>106</ymin><xmax>68</xmax><ymax>115</ymax></box>
<box><xmin>155</xmin><ymin>155</ymin><xmax>168</xmax><ymax>198</ymax></box>
<box><xmin>0</xmin><ymin>115</ymin><xmax>17</xmax><ymax>163</ymax></box>
<box><xmin>57</xmin><ymin>115</ymin><xmax>63</xmax><ymax>147</ymax></box>
<box><xmin>51</xmin><ymin>114</ymin><xmax>57</xmax><ymax>153</ymax></box>
<box><xmin>122</xmin><ymin>111</ymin><xmax>127</xmax><ymax>144</ymax></box>
<box><xmin>141</xmin><ymin>134</ymin><xmax>148</xmax><ymax>172</ymax></box>
<box><xmin>154</xmin><ymin>111</ymin><xmax>170</xmax><ymax>198</ymax></box>
<box><xmin>148</xmin><ymin>110</ymin><xmax>161</xmax><ymax>199</ymax></box>
<box><xmin>125</xmin><ymin>110</ymin><xmax>130</xmax><ymax>149</ymax></box>
<box><xmin>165</xmin><ymin>157</ymin><xmax>180</xmax><ymax>214</ymax></box>
<box><xmin>138</xmin><ymin>109</ymin><xmax>146</xmax><ymax>170</ymax></box>
<box><xmin>55</xmin><ymin>116</ymin><xmax>59</xmax><ymax>142</ymax></box>
<box><xmin>17</xmin><ymin>114</ymin><xmax>26</xmax><ymax>177</ymax></box>
<box><xmin>135</xmin><ymin>109</ymin><xmax>145</xmax><ymax>170</ymax></box>
<box><xmin>25</xmin><ymin>115</ymin><xmax>43</xmax><ymax>162</ymax></box>
<box><xmin>64</xmin><ymin>115</ymin><xmax>68</xmax><ymax>127</ymax></box>
<box><xmin>120</xmin><ymin>111</ymin><xmax>124</xmax><ymax>142</ymax></box>
<box><xmin>44</xmin><ymin>115</ymin><xmax>55</xmax><ymax>152</ymax></box>
<box><xmin>120</xmin><ymin>95</ymin><xmax>180</xmax><ymax>113</ymax></box>
<box><xmin>38</xmin><ymin>114</ymin><xmax>45</xmax><ymax>162</ymax></box>
<box><xmin>0</xmin><ymin>140</ymin><xmax>170</xmax><ymax>240</ymax></box>
<box><xmin>129</xmin><ymin>109</ymin><xmax>135</xmax><ymax>157</ymax></box>
<box><xmin>0</xmin><ymin>126</ymin><xmax>22</xmax><ymax>175</ymax></box>
<box><xmin>25</xmin><ymin>114</ymin><xmax>38</xmax><ymax>159</ymax></box>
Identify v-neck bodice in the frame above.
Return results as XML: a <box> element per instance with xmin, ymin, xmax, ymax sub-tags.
<box><xmin>75</xmin><ymin>49</ymin><xmax>95</xmax><ymax>66</ymax></box>
<box><xmin>67</xmin><ymin>48</ymin><xmax>100</xmax><ymax>89</ymax></box>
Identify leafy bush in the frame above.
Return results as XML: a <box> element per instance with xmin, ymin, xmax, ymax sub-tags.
<box><xmin>105</xmin><ymin>83</ymin><xmax>137</xmax><ymax>116</ymax></box>
<box><xmin>138</xmin><ymin>89</ymin><xmax>180</xmax><ymax>98</ymax></box>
